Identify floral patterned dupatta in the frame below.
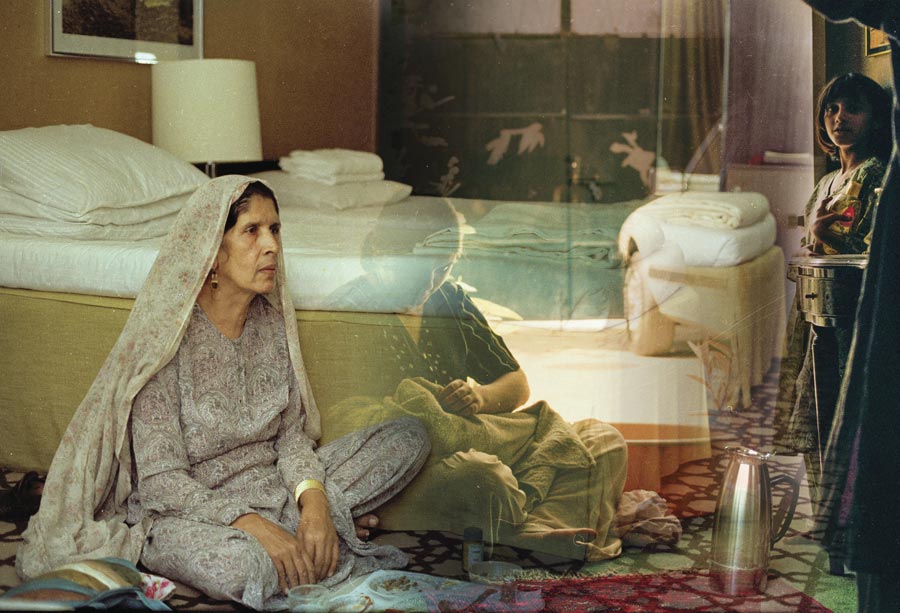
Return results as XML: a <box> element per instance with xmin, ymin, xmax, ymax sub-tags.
<box><xmin>16</xmin><ymin>176</ymin><xmax>320</xmax><ymax>579</ymax></box>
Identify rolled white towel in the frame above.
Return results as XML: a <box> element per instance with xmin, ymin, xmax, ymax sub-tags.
<box><xmin>285</xmin><ymin>148</ymin><xmax>383</xmax><ymax>175</ymax></box>
<box><xmin>640</xmin><ymin>191</ymin><xmax>769</xmax><ymax>229</ymax></box>
<box><xmin>279</xmin><ymin>156</ymin><xmax>384</xmax><ymax>184</ymax></box>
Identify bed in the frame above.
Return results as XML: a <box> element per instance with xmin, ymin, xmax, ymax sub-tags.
<box><xmin>617</xmin><ymin>191</ymin><xmax>786</xmax><ymax>408</ymax></box>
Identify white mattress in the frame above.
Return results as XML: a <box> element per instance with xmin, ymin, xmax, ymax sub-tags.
<box><xmin>0</xmin><ymin>198</ymin><xmax>391</xmax><ymax>309</ymax></box>
<box><xmin>0</xmin><ymin>234</ymin><xmax>372</xmax><ymax>309</ymax></box>
<box><xmin>658</xmin><ymin>212</ymin><xmax>776</xmax><ymax>267</ymax></box>
<box><xmin>0</xmin><ymin>179</ymin><xmax>638</xmax><ymax>319</ymax></box>
<box><xmin>620</xmin><ymin>210</ymin><xmax>776</xmax><ymax>268</ymax></box>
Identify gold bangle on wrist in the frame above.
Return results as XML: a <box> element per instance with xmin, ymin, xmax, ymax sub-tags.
<box><xmin>294</xmin><ymin>479</ymin><xmax>325</xmax><ymax>504</ymax></box>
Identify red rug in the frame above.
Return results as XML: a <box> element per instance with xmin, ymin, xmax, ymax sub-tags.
<box><xmin>514</xmin><ymin>570</ymin><xmax>830</xmax><ymax>612</ymax></box>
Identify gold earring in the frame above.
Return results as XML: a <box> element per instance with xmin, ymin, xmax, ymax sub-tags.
<box><xmin>210</xmin><ymin>270</ymin><xmax>219</xmax><ymax>290</ymax></box>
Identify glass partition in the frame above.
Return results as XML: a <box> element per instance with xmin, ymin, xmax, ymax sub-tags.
<box><xmin>354</xmin><ymin>1</ymin><xmax>794</xmax><ymax>582</ymax></box>
<box><xmin>379</xmin><ymin>0</ymin><xmax>729</xmax><ymax>202</ymax></box>
<box><xmin>654</xmin><ymin>0</ymin><xmax>730</xmax><ymax>193</ymax></box>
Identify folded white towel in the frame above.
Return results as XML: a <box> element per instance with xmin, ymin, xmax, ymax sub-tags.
<box><xmin>280</xmin><ymin>159</ymin><xmax>384</xmax><ymax>185</ymax></box>
<box><xmin>269</xmin><ymin>174</ymin><xmax>411</xmax><ymax>210</ymax></box>
<box><xmin>641</xmin><ymin>191</ymin><xmax>769</xmax><ymax>229</ymax></box>
<box><xmin>285</xmin><ymin>148</ymin><xmax>383</xmax><ymax>176</ymax></box>
<box><xmin>279</xmin><ymin>156</ymin><xmax>384</xmax><ymax>185</ymax></box>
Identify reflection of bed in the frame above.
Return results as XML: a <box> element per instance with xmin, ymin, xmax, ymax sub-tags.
<box><xmin>618</xmin><ymin>192</ymin><xmax>786</xmax><ymax>408</ymax></box>
<box><xmin>444</xmin><ymin>199</ymin><xmax>644</xmax><ymax>320</ymax></box>
<box><xmin>497</xmin><ymin>321</ymin><xmax>711</xmax><ymax>493</ymax></box>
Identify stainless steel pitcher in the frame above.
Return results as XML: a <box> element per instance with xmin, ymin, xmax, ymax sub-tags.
<box><xmin>710</xmin><ymin>446</ymin><xmax>800</xmax><ymax>595</ymax></box>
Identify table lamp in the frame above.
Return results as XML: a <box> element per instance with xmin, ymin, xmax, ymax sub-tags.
<box><xmin>152</xmin><ymin>59</ymin><xmax>262</xmax><ymax>177</ymax></box>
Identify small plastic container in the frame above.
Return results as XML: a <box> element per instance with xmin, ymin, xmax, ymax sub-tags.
<box><xmin>287</xmin><ymin>584</ymin><xmax>329</xmax><ymax>612</ymax></box>
<box><xmin>468</xmin><ymin>560</ymin><xmax>522</xmax><ymax>584</ymax></box>
<box><xmin>461</xmin><ymin>526</ymin><xmax>484</xmax><ymax>572</ymax></box>
<box><xmin>469</xmin><ymin>561</ymin><xmax>523</xmax><ymax>604</ymax></box>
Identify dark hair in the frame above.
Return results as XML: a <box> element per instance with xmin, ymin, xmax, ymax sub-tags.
<box><xmin>224</xmin><ymin>181</ymin><xmax>279</xmax><ymax>233</ymax></box>
<box><xmin>814</xmin><ymin>73</ymin><xmax>892</xmax><ymax>161</ymax></box>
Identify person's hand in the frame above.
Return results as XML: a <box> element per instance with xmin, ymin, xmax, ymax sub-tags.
<box><xmin>295</xmin><ymin>489</ymin><xmax>340</xmax><ymax>581</ymax></box>
<box><xmin>437</xmin><ymin>379</ymin><xmax>484</xmax><ymax>416</ymax></box>
<box><xmin>231</xmin><ymin>513</ymin><xmax>315</xmax><ymax>592</ymax></box>
<box><xmin>810</xmin><ymin>207</ymin><xmax>851</xmax><ymax>244</ymax></box>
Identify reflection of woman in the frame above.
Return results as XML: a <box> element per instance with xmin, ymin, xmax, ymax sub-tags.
<box><xmin>17</xmin><ymin>177</ymin><xmax>429</xmax><ymax>609</ymax></box>
<box><xmin>328</xmin><ymin>201</ymin><xmax>530</xmax><ymax>417</ymax></box>
<box><xmin>774</xmin><ymin>74</ymin><xmax>890</xmax><ymax>484</ymax></box>
<box><xmin>326</xmin><ymin>200</ymin><xmax>628</xmax><ymax>560</ymax></box>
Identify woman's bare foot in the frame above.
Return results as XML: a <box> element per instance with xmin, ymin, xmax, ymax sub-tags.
<box><xmin>354</xmin><ymin>514</ymin><xmax>379</xmax><ymax>540</ymax></box>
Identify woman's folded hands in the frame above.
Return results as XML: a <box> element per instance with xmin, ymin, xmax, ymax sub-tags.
<box><xmin>230</xmin><ymin>512</ymin><xmax>317</xmax><ymax>592</ymax></box>
<box><xmin>232</xmin><ymin>495</ymin><xmax>383</xmax><ymax>592</ymax></box>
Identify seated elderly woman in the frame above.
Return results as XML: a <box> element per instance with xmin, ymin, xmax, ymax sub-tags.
<box><xmin>16</xmin><ymin>177</ymin><xmax>430</xmax><ymax>610</ymax></box>
<box><xmin>322</xmin><ymin>199</ymin><xmax>628</xmax><ymax>561</ymax></box>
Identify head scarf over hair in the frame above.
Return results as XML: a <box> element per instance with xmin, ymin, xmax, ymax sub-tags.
<box><xmin>17</xmin><ymin>176</ymin><xmax>320</xmax><ymax>579</ymax></box>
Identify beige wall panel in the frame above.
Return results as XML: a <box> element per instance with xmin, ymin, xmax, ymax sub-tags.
<box><xmin>0</xmin><ymin>2</ymin><xmax>152</xmax><ymax>141</ymax></box>
<box><xmin>204</xmin><ymin>0</ymin><xmax>380</xmax><ymax>156</ymax></box>
<box><xmin>0</xmin><ymin>0</ymin><xmax>379</xmax><ymax>157</ymax></box>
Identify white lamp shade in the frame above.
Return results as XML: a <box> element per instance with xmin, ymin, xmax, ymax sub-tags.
<box><xmin>152</xmin><ymin>59</ymin><xmax>262</xmax><ymax>164</ymax></box>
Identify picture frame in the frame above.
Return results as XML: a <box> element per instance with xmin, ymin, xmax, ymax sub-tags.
<box><xmin>48</xmin><ymin>0</ymin><xmax>203</xmax><ymax>64</ymax></box>
<box><xmin>865</xmin><ymin>26</ymin><xmax>890</xmax><ymax>57</ymax></box>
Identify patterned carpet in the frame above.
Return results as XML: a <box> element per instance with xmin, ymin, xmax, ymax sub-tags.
<box><xmin>0</xmin><ymin>362</ymin><xmax>856</xmax><ymax>611</ymax></box>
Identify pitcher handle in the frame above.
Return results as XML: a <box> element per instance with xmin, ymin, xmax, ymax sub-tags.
<box><xmin>769</xmin><ymin>472</ymin><xmax>801</xmax><ymax>546</ymax></box>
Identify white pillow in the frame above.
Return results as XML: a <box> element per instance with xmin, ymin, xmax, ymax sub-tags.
<box><xmin>0</xmin><ymin>187</ymin><xmax>190</xmax><ymax>225</ymax></box>
<box><xmin>0</xmin><ymin>124</ymin><xmax>207</xmax><ymax>221</ymax></box>
<box><xmin>253</xmin><ymin>170</ymin><xmax>412</xmax><ymax>210</ymax></box>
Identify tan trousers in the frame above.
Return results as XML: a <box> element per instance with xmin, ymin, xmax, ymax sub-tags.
<box><xmin>378</xmin><ymin>418</ymin><xmax>628</xmax><ymax>560</ymax></box>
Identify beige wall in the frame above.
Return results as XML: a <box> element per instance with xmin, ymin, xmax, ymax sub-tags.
<box><xmin>0</xmin><ymin>0</ymin><xmax>379</xmax><ymax>157</ymax></box>
<box><xmin>725</xmin><ymin>0</ymin><xmax>815</xmax><ymax>168</ymax></box>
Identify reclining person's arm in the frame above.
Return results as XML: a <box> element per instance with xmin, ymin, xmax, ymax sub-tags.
<box><xmin>438</xmin><ymin>368</ymin><xmax>530</xmax><ymax>416</ymax></box>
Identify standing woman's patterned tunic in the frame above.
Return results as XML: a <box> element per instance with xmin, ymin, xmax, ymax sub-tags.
<box><xmin>129</xmin><ymin>296</ymin><xmax>429</xmax><ymax>609</ymax></box>
<box><xmin>800</xmin><ymin>156</ymin><xmax>886</xmax><ymax>254</ymax></box>
<box><xmin>775</xmin><ymin>156</ymin><xmax>886</xmax><ymax>454</ymax></box>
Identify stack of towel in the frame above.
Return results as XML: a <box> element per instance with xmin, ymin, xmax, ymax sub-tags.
<box><xmin>635</xmin><ymin>191</ymin><xmax>769</xmax><ymax>230</ymax></box>
<box><xmin>425</xmin><ymin>201</ymin><xmax>643</xmax><ymax>265</ymax></box>
<box><xmin>278</xmin><ymin>149</ymin><xmax>412</xmax><ymax>209</ymax></box>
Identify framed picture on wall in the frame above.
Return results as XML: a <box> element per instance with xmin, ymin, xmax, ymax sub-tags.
<box><xmin>865</xmin><ymin>26</ymin><xmax>890</xmax><ymax>57</ymax></box>
<box><xmin>48</xmin><ymin>0</ymin><xmax>203</xmax><ymax>63</ymax></box>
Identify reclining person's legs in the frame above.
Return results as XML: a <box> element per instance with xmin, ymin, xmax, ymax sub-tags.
<box><xmin>517</xmin><ymin>419</ymin><xmax>628</xmax><ymax>560</ymax></box>
<box><xmin>376</xmin><ymin>448</ymin><xmax>528</xmax><ymax>537</ymax></box>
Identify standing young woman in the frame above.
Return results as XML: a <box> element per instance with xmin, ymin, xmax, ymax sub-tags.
<box><xmin>775</xmin><ymin>73</ymin><xmax>891</xmax><ymax>478</ymax></box>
